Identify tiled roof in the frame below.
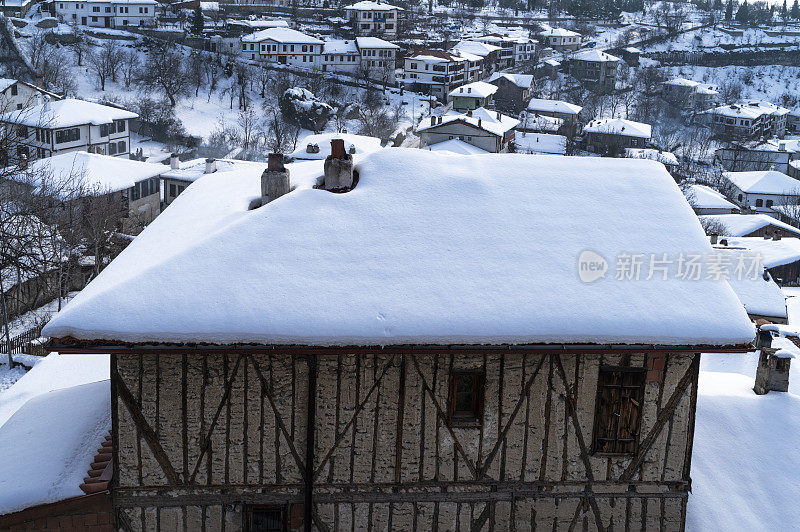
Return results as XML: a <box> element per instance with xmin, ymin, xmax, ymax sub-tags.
<box><xmin>79</xmin><ymin>431</ymin><xmax>113</xmax><ymax>495</ymax></box>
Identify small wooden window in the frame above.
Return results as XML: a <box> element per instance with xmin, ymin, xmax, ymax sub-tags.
<box><xmin>592</xmin><ymin>367</ymin><xmax>645</xmax><ymax>455</ymax></box>
<box><xmin>448</xmin><ymin>371</ymin><xmax>484</xmax><ymax>427</ymax></box>
<box><xmin>246</xmin><ymin>505</ymin><xmax>285</xmax><ymax>532</ymax></box>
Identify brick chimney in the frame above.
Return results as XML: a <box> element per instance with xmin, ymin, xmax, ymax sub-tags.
<box><xmin>261</xmin><ymin>153</ymin><xmax>290</xmax><ymax>204</ymax></box>
<box><xmin>205</xmin><ymin>158</ymin><xmax>217</xmax><ymax>174</ymax></box>
<box><xmin>170</xmin><ymin>153</ymin><xmax>180</xmax><ymax>170</ymax></box>
<box><xmin>323</xmin><ymin>139</ymin><xmax>354</xmax><ymax>192</ymax></box>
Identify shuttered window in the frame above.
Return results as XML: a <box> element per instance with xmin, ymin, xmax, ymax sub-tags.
<box><xmin>448</xmin><ymin>371</ymin><xmax>484</xmax><ymax>427</ymax></box>
<box><xmin>592</xmin><ymin>368</ymin><xmax>645</xmax><ymax>454</ymax></box>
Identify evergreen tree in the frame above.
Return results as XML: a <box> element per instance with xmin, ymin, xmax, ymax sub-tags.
<box><xmin>190</xmin><ymin>4</ymin><xmax>204</xmax><ymax>36</ymax></box>
<box><xmin>782</xmin><ymin>0</ymin><xmax>788</xmax><ymax>19</ymax></box>
<box><xmin>735</xmin><ymin>0</ymin><xmax>749</xmax><ymax>23</ymax></box>
<box><xmin>713</xmin><ymin>0</ymin><xmax>723</xmax><ymax>11</ymax></box>
<box><xmin>792</xmin><ymin>0</ymin><xmax>800</xmax><ymax>18</ymax></box>
<box><xmin>725</xmin><ymin>0</ymin><xmax>734</xmax><ymax>20</ymax></box>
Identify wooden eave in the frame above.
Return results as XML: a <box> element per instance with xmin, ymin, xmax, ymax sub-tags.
<box><xmin>48</xmin><ymin>336</ymin><xmax>753</xmax><ymax>355</ymax></box>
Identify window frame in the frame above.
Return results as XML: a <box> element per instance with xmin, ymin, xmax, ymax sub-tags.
<box><xmin>245</xmin><ymin>505</ymin><xmax>286</xmax><ymax>532</ymax></box>
<box><xmin>447</xmin><ymin>370</ymin><xmax>485</xmax><ymax>428</ymax></box>
<box><xmin>591</xmin><ymin>366</ymin><xmax>646</xmax><ymax>456</ymax></box>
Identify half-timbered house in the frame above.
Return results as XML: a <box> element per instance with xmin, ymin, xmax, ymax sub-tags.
<box><xmin>44</xmin><ymin>146</ymin><xmax>755</xmax><ymax>531</ymax></box>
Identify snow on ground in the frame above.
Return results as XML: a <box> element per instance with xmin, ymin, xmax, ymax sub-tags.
<box><xmin>0</xmin><ymin>352</ymin><xmax>109</xmax><ymax>428</ymax></box>
<box><xmin>662</xmin><ymin>64</ymin><xmax>800</xmax><ymax>104</ymax></box>
<box><xmin>0</xmin><ymin>365</ymin><xmax>27</xmax><ymax>395</ymax></box>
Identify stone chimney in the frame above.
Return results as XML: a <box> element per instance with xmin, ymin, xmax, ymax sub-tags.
<box><xmin>773</xmin><ymin>229</ymin><xmax>782</xmax><ymax>241</ymax></box>
<box><xmin>170</xmin><ymin>153</ymin><xmax>180</xmax><ymax>170</ymax></box>
<box><xmin>205</xmin><ymin>158</ymin><xmax>217</xmax><ymax>174</ymax></box>
<box><xmin>710</xmin><ymin>232</ymin><xmax>719</xmax><ymax>245</ymax></box>
<box><xmin>323</xmin><ymin>139</ymin><xmax>354</xmax><ymax>192</ymax></box>
<box><xmin>754</xmin><ymin>324</ymin><xmax>792</xmax><ymax>395</ymax></box>
<box><xmin>261</xmin><ymin>153</ymin><xmax>291</xmax><ymax>204</ymax></box>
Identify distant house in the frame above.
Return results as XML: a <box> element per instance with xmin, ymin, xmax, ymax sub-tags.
<box><xmin>537</xmin><ymin>26</ymin><xmax>581</xmax><ymax>52</ymax></box>
<box><xmin>449</xmin><ymin>40</ymin><xmax>499</xmax><ymax>78</ymax></box>
<box><xmin>725</xmin><ymin>170</ymin><xmax>800</xmax><ymax>214</ymax></box>
<box><xmin>0</xmin><ymin>0</ymin><xmax>35</xmax><ymax>16</ymax></box>
<box><xmin>518</xmin><ymin>113</ymin><xmax>563</xmax><ymax>134</ymax></box>
<box><xmin>418</xmin><ymin>107</ymin><xmax>519</xmax><ymax>153</ymax></box>
<box><xmin>159</xmin><ymin>156</ymin><xmax>271</xmax><ymax>208</ymax></box>
<box><xmin>470</xmin><ymin>33</ymin><xmax>531</xmax><ymax>69</ymax></box>
<box><xmin>0</xmin><ymin>98</ymin><xmax>137</xmax><ymax>163</ymax></box>
<box><xmin>661</xmin><ymin>78</ymin><xmax>719</xmax><ymax>111</ymax></box>
<box><xmin>355</xmin><ymin>36</ymin><xmax>400</xmax><ymax>83</ymax></box>
<box><xmin>321</xmin><ymin>39</ymin><xmax>360</xmax><ymax>76</ymax></box>
<box><xmin>241</xmin><ymin>28</ymin><xmax>323</xmax><ymax>69</ymax></box>
<box><xmin>625</xmin><ymin>148</ymin><xmax>678</xmax><ymax>175</ymax></box>
<box><xmin>487</xmin><ymin>72</ymin><xmax>533</xmax><ymax>114</ymax></box>
<box><xmin>788</xmin><ymin>109</ymin><xmax>800</xmax><ymax>134</ymax></box>
<box><xmin>526</xmin><ymin>98</ymin><xmax>582</xmax><ymax>136</ymax></box>
<box><xmin>403</xmin><ymin>50</ymin><xmax>467</xmax><ymax>100</ymax></box>
<box><xmin>27</xmin><ymin>150</ymin><xmax>168</xmax><ymax>226</ymax></box>
<box><xmin>0</xmin><ymin>79</ymin><xmax>59</xmax><ymax>111</ymax></box>
<box><xmin>707</xmin><ymin>100</ymin><xmax>790</xmax><ymax>141</ymax></box>
<box><xmin>684</xmin><ymin>184</ymin><xmax>739</xmax><ymax>215</ymax></box>
<box><xmin>723</xmin><ymin>235</ymin><xmax>800</xmax><ymax>285</ymax></box>
<box><xmin>700</xmin><ymin>213</ymin><xmax>800</xmax><ymax>238</ymax></box>
<box><xmin>716</xmin><ymin>139</ymin><xmax>800</xmax><ymax>174</ymax></box>
<box><xmin>568</xmin><ymin>49</ymin><xmax>620</xmax><ymax>92</ymax></box>
<box><xmin>54</xmin><ymin>0</ymin><xmax>158</xmax><ymax>27</ymax></box>
<box><xmin>447</xmin><ymin>81</ymin><xmax>497</xmax><ymax>112</ymax></box>
<box><xmin>620</xmin><ymin>46</ymin><xmax>641</xmax><ymax>66</ymax></box>
<box><xmin>582</xmin><ymin>118</ymin><xmax>651</xmax><ymax>154</ymax></box>
<box><xmin>344</xmin><ymin>0</ymin><xmax>403</xmax><ymax>38</ymax></box>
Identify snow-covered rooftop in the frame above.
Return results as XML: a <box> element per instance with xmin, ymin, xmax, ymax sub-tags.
<box><xmin>161</xmin><ymin>157</ymin><xmax>268</xmax><ymax>183</ymax></box>
<box><xmin>724</xmin><ymin>237</ymin><xmax>800</xmax><ymax>269</ymax></box>
<box><xmin>709</xmin><ymin>100</ymin><xmax>790</xmax><ymax>119</ymax></box>
<box><xmin>450</xmin><ymin>40</ymin><xmax>501</xmax><ymax>58</ymax></box>
<box><xmin>355</xmin><ymin>36</ymin><xmax>399</xmax><ymax>49</ymax></box>
<box><xmin>344</xmin><ymin>0</ymin><xmax>403</xmax><ymax>10</ymax></box>
<box><xmin>570</xmin><ymin>49</ymin><xmax>620</xmax><ymax>62</ymax></box>
<box><xmin>4</xmin><ymin>98</ymin><xmax>137</xmax><ymax>128</ymax></box>
<box><xmin>700</xmin><ymin>214</ymin><xmax>800</xmax><ymax>238</ymax></box>
<box><xmin>664</xmin><ymin>77</ymin><xmax>700</xmax><ymax>87</ymax></box>
<box><xmin>725</xmin><ymin>170</ymin><xmax>800</xmax><ymax>195</ymax></box>
<box><xmin>43</xmin><ymin>149</ymin><xmax>754</xmax><ymax>347</ymax></box>
<box><xmin>229</xmin><ymin>19</ymin><xmax>289</xmax><ymax>29</ymax></box>
<box><xmin>685</xmin><ymin>184</ymin><xmax>738</xmax><ymax>211</ymax></box>
<box><xmin>323</xmin><ymin>39</ymin><xmax>358</xmax><ymax>54</ymax></box>
<box><xmin>289</xmin><ymin>132</ymin><xmax>383</xmax><ymax>160</ymax></box>
<box><xmin>625</xmin><ymin>148</ymin><xmax>678</xmax><ymax>166</ymax></box>
<box><xmin>716</xmin><ymin>248</ymin><xmax>788</xmax><ymax>319</ymax></box>
<box><xmin>241</xmin><ymin>27</ymin><xmax>323</xmax><ymax>44</ymax></box>
<box><xmin>539</xmin><ymin>27</ymin><xmax>580</xmax><ymax>38</ymax></box>
<box><xmin>521</xmin><ymin>114</ymin><xmax>563</xmax><ymax>132</ymax></box>
<box><xmin>513</xmin><ymin>132</ymin><xmax>566</xmax><ymax>155</ymax></box>
<box><xmin>448</xmin><ymin>81</ymin><xmax>498</xmax><ymax>99</ymax></box>
<box><xmin>425</xmin><ymin>138</ymin><xmax>488</xmax><ymax>155</ymax></box>
<box><xmin>583</xmin><ymin>118</ymin><xmax>652</xmax><ymax>139</ymax></box>
<box><xmin>487</xmin><ymin>72</ymin><xmax>533</xmax><ymax>88</ymax></box>
<box><xmin>418</xmin><ymin>107</ymin><xmax>519</xmax><ymax>137</ymax></box>
<box><xmin>27</xmin><ymin>151</ymin><xmax>167</xmax><ymax>194</ymax></box>
<box><xmin>526</xmin><ymin>98</ymin><xmax>582</xmax><ymax>115</ymax></box>
<box><xmin>0</xmin><ymin>78</ymin><xmax>16</xmax><ymax>93</ymax></box>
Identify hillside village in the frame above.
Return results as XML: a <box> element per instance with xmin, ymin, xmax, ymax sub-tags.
<box><xmin>0</xmin><ymin>0</ymin><xmax>799</xmax><ymax>528</ymax></box>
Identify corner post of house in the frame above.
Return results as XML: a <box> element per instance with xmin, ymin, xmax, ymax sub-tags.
<box><xmin>304</xmin><ymin>353</ymin><xmax>317</xmax><ymax>532</ymax></box>
<box><xmin>110</xmin><ymin>353</ymin><xmax>121</xmax><ymax>529</ymax></box>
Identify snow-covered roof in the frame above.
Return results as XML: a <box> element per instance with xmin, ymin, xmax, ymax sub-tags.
<box><xmin>450</xmin><ymin>40</ymin><xmax>501</xmax><ymax>58</ymax></box>
<box><xmin>570</xmin><ymin>49</ymin><xmax>620</xmax><ymax>62</ymax></box>
<box><xmin>539</xmin><ymin>27</ymin><xmax>580</xmax><ymax>38</ymax></box>
<box><xmin>0</xmin><ymin>380</ymin><xmax>110</xmax><ymax>516</ymax></box>
<box><xmin>623</xmin><ymin>46</ymin><xmax>642</xmax><ymax>53</ymax></box>
<box><xmin>749</xmin><ymin>138</ymin><xmax>800</xmax><ymax>154</ymax></box>
<box><xmin>355</xmin><ymin>36</ymin><xmax>399</xmax><ymax>49</ymax></box>
<box><xmin>344</xmin><ymin>0</ymin><xmax>403</xmax><ymax>10</ymax></box>
<box><xmin>0</xmin><ymin>78</ymin><xmax>16</xmax><ymax>93</ymax></box>
<box><xmin>487</xmin><ymin>72</ymin><xmax>533</xmax><ymax>88</ymax></box>
<box><xmin>526</xmin><ymin>98</ymin><xmax>582</xmax><ymax>115</ymax></box>
<box><xmin>241</xmin><ymin>27</ymin><xmax>323</xmax><ymax>44</ymax></box>
<box><xmin>522</xmin><ymin>113</ymin><xmax>563</xmax><ymax>132</ymax></box>
<box><xmin>324</xmin><ymin>39</ymin><xmax>358</xmax><ymax>54</ymax></box>
<box><xmin>426</xmin><ymin>138</ymin><xmax>488</xmax><ymax>155</ymax></box>
<box><xmin>625</xmin><ymin>148</ymin><xmax>678</xmax><ymax>166</ymax></box>
<box><xmin>714</xmin><ymin>248</ymin><xmax>788</xmax><ymax>319</ymax></box>
<box><xmin>42</xmin><ymin>149</ymin><xmax>755</xmax><ymax>347</ymax></box>
<box><xmin>725</xmin><ymin>170</ymin><xmax>800</xmax><ymax>195</ymax></box>
<box><xmin>199</xmin><ymin>1</ymin><xmax>219</xmax><ymax>9</ymax></box>
<box><xmin>513</xmin><ymin>133</ymin><xmax>566</xmax><ymax>155</ymax></box>
<box><xmin>583</xmin><ymin>118</ymin><xmax>652</xmax><ymax>139</ymax></box>
<box><xmin>448</xmin><ymin>81</ymin><xmax>498</xmax><ymax>99</ymax></box>
<box><xmin>3</xmin><ymin>98</ymin><xmax>137</xmax><ymax>128</ymax></box>
<box><xmin>229</xmin><ymin>19</ymin><xmax>289</xmax><ymax>29</ymax></box>
<box><xmin>289</xmin><ymin>132</ymin><xmax>383</xmax><ymax>160</ymax></box>
<box><xmin>26</xmin><ymin>151</ymin><xmax>167</xmax><ymax>194</ymax></box>
<box><xmin>685</xmin><ymin>184</ymin><xmax>738</xmax><ymax>211</ymax></box>
<box><xmin>723</xmin><ymin>237</ymin><xmax>800</xmax><ymax>269</ymax></box>
<box><xmin>543</xmin><ymin>58</ymin><xmax>561</xmax><ymax>67</ymax></box>
<box><xmin>664</xmin><ymin>77</ymin><xmax>700</xmax><ymax>87</ymax></box>
<box><xmin>161</xmin><ymin>157</ymin><xmax>268</xmax><ymax>183</ymax></box>
<box><xmin>700</xmin><ymin>214</ymin><xmax>800</xmax><ymax>238</ymax></box>
<box><xmin>709</xmin><ymin>100</ymin><xmax>790</xmax><ymax>119</ymax></box>
<box><xmin>406</xmin><ymin>49</ymin><xmax>464</xmax><ymax>63</ymax></box>
<box><xmin>418</xmin><ymin>107</ymin><xmax>519</xmax><ymax>137</ymax></box>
